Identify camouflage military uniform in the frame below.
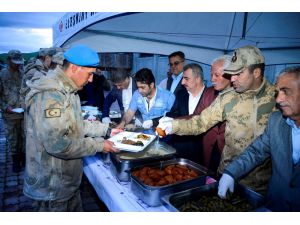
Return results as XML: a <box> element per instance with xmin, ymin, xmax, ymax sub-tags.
<box><xmin>0</xmin><ymin>67</ymin><xmax>24</xmax><ymax>157</ymax></box>
<box><xmin>20</xmin><ymin>59</ymin><xmax>49</xmax><ymax>108</ymax></box>
<box><xmin>23</xmin><ymin>67</ymin><xmax>109</xmax><ymax>206</ymax></box>
<box><xmin>172</xmin><ymin>78</ymin><xmax>276</xmax><ymax>192</ymax></box>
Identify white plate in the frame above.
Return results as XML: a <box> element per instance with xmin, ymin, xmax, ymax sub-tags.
<box><xmin>108</xmin><ymin>131</ymin><xmax>156</xmax><ymax>152</ymax></box>
<box><xmin>12</xmin><ymin>108</ymin><xmax>24</xmax><ymax>113</ymax></box>
<box><xmin>81</xmin><ymin>106</ymin><xmax>98</xmax><ymax>111</ymax></box>
<box><xmin>81</xmin><ymin>106</ymin><xmax>100</xmax><ymax>116</ymax></box>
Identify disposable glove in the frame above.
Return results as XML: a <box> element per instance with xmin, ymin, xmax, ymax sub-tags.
<box><xmin>142</xmin><ymin>120</ymin><xmax>153</xmax><ymax>129</ymax></box>
<box><xmin>102</xmin><ymin>117</ymin><xmax>111</xmax><ymax>124</ymax></box>
<box><xmin>157</xmin><ymin>117</ymin><xmax>173</xmax><ymax>136</ymax></box>
<box><xmin>217</xmin><ymin>173</ymin><xmax>235</xmax><ymax>199</ymax></box>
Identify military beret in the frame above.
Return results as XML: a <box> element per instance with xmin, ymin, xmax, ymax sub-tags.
<box><xmin>63</xmin><ymin>45</ymin><xmax>99</xmax><ymax>68</ymax></box>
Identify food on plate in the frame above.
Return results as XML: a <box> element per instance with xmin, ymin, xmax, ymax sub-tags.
<box><xmin>120</xmin><ymin>137</ymin><xmax>144</xmax><ymax>146</ymax></box>
<box><xmin>136</xmin><ymin>134</ymin><xmax>151</xmax><ymax>140</ymax></box>
<box><xmin>132</xmin><ymin>164</ymin><xmax>199</xmax><ymax>186</ymax></box>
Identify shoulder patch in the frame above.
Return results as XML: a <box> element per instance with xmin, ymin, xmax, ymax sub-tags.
<box><xmin>45</xmin><ymin>108</ymin><xmax>61</xmax><ymax>118</ymax></box>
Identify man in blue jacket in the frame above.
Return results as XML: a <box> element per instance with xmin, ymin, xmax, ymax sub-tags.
<box><xmin>218</xmin><ymin>66</ymin><xmax>300</xmax><ymax>211</ymax></box>
<box><xmin>116</xmin><ymin>68</ymin><xmax>175</xmax><ymax>131</ymax></box>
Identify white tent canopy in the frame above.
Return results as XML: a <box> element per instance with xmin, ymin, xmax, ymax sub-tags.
<box><xmin>53</xmin><ymin>12</ymin><xmax>300</xmax><ymax>65</ymax></box>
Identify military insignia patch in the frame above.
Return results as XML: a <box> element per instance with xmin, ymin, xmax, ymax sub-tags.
<box><xmin>45</xmin><ymin>108</ymin><xmax>61</xmax><ymax>118</ymax></box>
<box><xmin>231</xmin><ymin>51</ymin><xmax>237</xmax><ymax>62</ymax></box>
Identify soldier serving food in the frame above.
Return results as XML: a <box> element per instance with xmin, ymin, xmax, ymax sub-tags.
<box><xmin>158</xmin><ymin>45</ymin><xmax>277</xmax><ymax>194</ymax></box>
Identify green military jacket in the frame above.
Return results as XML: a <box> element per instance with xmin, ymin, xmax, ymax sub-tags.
<box><xmin>172</xmin><ymin>78</ymin><xmax>276</xmax><ymax>192</ymax></box>
<box><xmin>0</xmin><ymin>67</ymin><xmax>24</xmax><ymax>119</ymax></box>
<box><xmin>23</xmin><ymin>67</ymin><xmax>108</xmax><ymax>201</ymax></box>
<box><xmin>20</xmin><ymin>59</ymin><xmax>48</xmax><ymax>108</ymax></box>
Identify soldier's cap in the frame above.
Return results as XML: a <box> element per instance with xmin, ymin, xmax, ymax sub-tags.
<box><xmin>63</xmin><ymin>45</ymin><xmax>100</xmax><ymax>68</ymax></box>
<box><xmin>224</xmin><ymin>45</ymin><xmax>264</xmax><ymax>75</ymax></box>
<box><xmin>8</xmin><ymin>50</ymin><xmax>24</xmax><ymax>64</ymax></box>
<box><xmin>52</xmin><ymin>52</ymin><xmax>64</xmax><ymax>66</ymax></box>
<box><xmin>38</xmin><ymin>47</ymin><xmax>57</xmax><ymax>57</ymax></box>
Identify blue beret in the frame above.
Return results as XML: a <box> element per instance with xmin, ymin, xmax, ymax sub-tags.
<box><xmin>64</xmin><ymin>45</ymin><xmax>99</xmax><ymax>67</ymax></box>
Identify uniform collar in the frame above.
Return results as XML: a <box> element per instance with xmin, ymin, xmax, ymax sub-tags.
<box><xmin>241</xmin><ymin>78</ymin><xmax>268</xmax><ymax>98</ymax></box>
<box><xmin>55</xmin><ymin>67</ymin><xmax>79</xmax><ymax>93</ymax></box>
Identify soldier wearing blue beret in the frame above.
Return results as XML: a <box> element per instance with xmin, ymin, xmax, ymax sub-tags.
<box><xmin>23</xmin><ymin>45</ymin><xmax>119</xmax><ymax>211</ymax></box>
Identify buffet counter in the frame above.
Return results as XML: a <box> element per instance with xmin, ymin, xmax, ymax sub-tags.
<box><xmin>83</xmin><ymin>155</ymin><xmax>170</xmax><ymax>212</ymax></box>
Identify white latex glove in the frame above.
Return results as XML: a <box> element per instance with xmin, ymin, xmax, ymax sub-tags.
<box><xmin>218</xmin><ymin>173</ymin><xmax>235</xmax><ymax>199</ymax></box>
<box><xmin>142</xmin><ymin>120</ymin><xmax>153</xmax><ymax>129</ymax></box>
<box><xmin>157</xmin><ymin>117</ymin><xmax>174</xmax><ymax>135</ymax></box>
<box><xmin>102</xmin><ymin>117</ymin><xmax>111</xmax><ymax>124</ymax></box>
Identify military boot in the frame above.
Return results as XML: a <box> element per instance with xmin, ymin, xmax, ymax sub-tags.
<box><xmin>12</xmin><ymin>154</ymin><xmax>22</xmax><ymax>173</ymax></box>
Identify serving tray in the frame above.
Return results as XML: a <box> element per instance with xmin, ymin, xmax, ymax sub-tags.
<box><xmin>109</xmin><ymin>131</ymin><xmax>156</xmax><ymax>152</ymax></box>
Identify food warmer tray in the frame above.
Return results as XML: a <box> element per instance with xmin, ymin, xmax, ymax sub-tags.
<box><xmin>110</xmin><ymin>140</ymin><xmax>176</xmax><ymax>182</ymax></box>
<box><xmin>130</xmin><ymin>158</ymin><xmax>209</xmax><ymax>207</ymax></box>
<box><xmin>97</xmin><ymin>152</ymin><xmax>111</xmax><ymax>164</ymax></box>
<box><xmin>161</xmin><ymin>182</ymin><xmax>265</xmax><ymax>212</ymax></box>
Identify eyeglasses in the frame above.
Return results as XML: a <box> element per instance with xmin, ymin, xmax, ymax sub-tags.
<box><xmin>169</xmin><ymin>61</ymin><xmax>183</xmax><ymax>67</ymax></box>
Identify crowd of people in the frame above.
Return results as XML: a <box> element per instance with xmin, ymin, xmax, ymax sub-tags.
<box><xmin>0</xmin><ymin>44</ymin><xmax>299</xmax><ymax>212</ymax></box>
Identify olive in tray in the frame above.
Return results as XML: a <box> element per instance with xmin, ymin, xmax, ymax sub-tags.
<box><xmin>131</xmin><ymin>164</ymin><xmax>199</xmax><ymax>186</ymax></box>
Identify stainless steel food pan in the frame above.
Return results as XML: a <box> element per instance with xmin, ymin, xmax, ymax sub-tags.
<box><xmin>97</xmin><ymin>152</ymin><xmax>111</xmax><ymax>164</ymax></box>
<box><xmin>110</xmin><ymin>140</ymin><xmax>176</xmax><ymax>182</ymax></box>
<box><xmin>161</xmin><ymin>182</ymin><xmax>265</xmax><ymax>212</ymax></box>
<box><xmin>130</xmin><ymin>158</ymin><xmax>208</xmax><ymax>207</ymax></box>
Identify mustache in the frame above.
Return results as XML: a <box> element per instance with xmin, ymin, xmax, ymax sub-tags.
<box><xmin>277</xmin><ymin>102</ymin><xmax>289</xmax><ymax>108</ymax></box>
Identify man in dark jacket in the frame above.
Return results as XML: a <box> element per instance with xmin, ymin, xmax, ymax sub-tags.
<box><xmin>101</xmin><ymin>68</ymin><xmax>138</xmax><ymax>124</ymax></box>
<box><xmin>166</xmin><ymin>51</ymin><xmax>185</xmax><ymax>96</ymax></box>
<box><xmin>218</xmin><ymin>66</ymin><xmax>300</xmax><ymax>211</ymax></box>
<box><xmin>166</xmin><ymin>60</ymin><xmax>230</xmax><ymax>169</ymax></box>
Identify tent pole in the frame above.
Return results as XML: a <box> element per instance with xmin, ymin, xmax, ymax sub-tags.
<box><xmin>242</xmin><ymin>12</ymin><xmax>248</xmax><ymax>40</ymax></box>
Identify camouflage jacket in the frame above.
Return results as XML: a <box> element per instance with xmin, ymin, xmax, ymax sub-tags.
<box><xmin>0</xmin><ymin>67</ymin><xmax>24</xmax><ymax>119</ymax></box>
<box><xmin>20</xmin><ymin>59</ymin><xmax>48</xmax><ymax>108</ymax></box>
<box><xmin>172</xmin><ymin>79</ymin><xmax>276</xmax><ymax>192</ymax></box>
<box><xmin>23</xmin><ymin>67</ymin><xmax>109</xmax><ymax>201</ymax></box>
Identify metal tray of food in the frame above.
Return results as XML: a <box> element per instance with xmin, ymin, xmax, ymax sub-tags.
<box><xmin>110</xmin><ymin>140</ymin><xmax>176</xmax><ymax>182</ymax></box>
<box><xmin>161</xmin><ymin>182</ymin><xmax>265</xmax><ymax>212</ymax></box>
<box><xmin>130</xmin><ymin>158</ymin><xmax>209</xmax><ymax>207</ymax></box>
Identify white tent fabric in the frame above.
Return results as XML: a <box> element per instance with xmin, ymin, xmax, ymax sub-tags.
<box><xmin>53</xmin><ymin>12</ymin><xmax>300</xmax><ymax>65</ymax></box>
